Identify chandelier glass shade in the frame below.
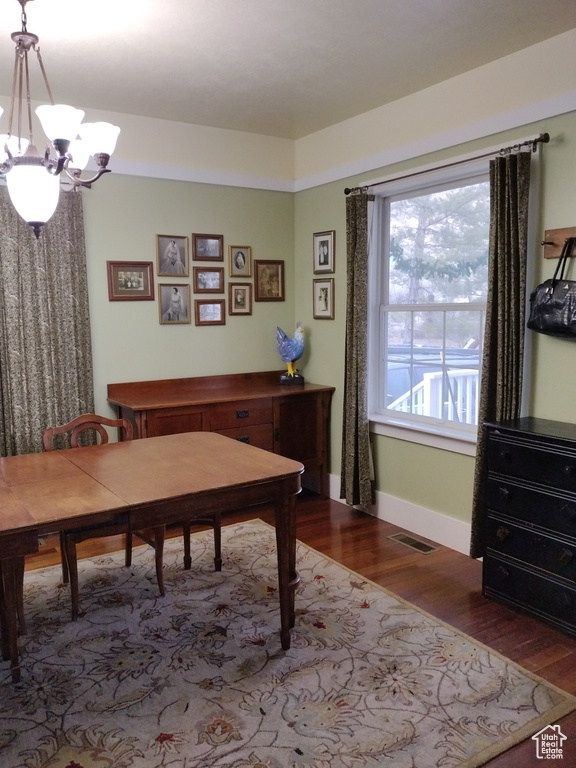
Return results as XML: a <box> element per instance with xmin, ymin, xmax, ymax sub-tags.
<box><xmin>0</xmin><ymin>0</ymin><xmax>120</xmax><ymax>237</ymax></box>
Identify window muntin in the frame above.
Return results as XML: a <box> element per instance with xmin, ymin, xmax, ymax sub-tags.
<box><xmin>372</xmin><ymin>173</ymin><xmax>489</xmax><ymax>437</ymax></box>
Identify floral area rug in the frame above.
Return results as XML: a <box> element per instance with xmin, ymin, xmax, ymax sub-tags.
<box><xmin>1</xmin><ymin>519</ymin><xmax>575</xmax><ymax>768</ymax></box>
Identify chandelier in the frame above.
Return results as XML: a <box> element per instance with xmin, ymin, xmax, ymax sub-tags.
<box><xmin>0</xmin><ymin>0</ymin><xmax>120</xmax><ymax>237</ymax></box>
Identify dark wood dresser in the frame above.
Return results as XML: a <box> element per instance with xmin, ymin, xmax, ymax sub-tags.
<box><xmin>483</xmin><ymin>417</ymin><xmax>576</xmax><ymax>637</ymax></box>
<box><xmin>107</xmin><ymin>371</ymin><xmax>334</xmax><ymax>498</ymax></box>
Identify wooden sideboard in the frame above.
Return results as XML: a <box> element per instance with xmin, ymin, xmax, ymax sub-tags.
<box><xmin>107</xmin><ymin>371</ymin><xmax>334</xmax><ymax>498</ymax></box>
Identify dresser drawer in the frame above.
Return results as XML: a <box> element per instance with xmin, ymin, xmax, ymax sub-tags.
<box><xmin>487</xmin><ymin>433</ymin><xmax>576</xmax><ymax>492</ymax></box>
<box><xmin>486</xmin><ymin>478</ymin><xmax>576</xmax><ymax>539</ymax></box>
<box><xmin>483</xmin><ymin>554</ymin><xmax>576</xmax><ymax>635</ymax></box>
<box><xmin>209</xmin><ymin>398</ymin><xmax>272</xmax><ymax>430</ymax></box>
<box><xmin>486</xmin><ymin>515</ymin><xmax>576</xmax><ymax>581</ymax></box>
<box><xmin>215</xmin><ymin>424</ymin><xmax>274</xmax><ymax>451</ymax></box>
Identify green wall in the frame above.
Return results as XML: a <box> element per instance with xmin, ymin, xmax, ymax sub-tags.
<box><xmin>82</xmin><ymin>109</ymin><xmax>576</xmax><ymax>531</ymax></box>
<box><xmin>294</xmin><ymin>111</ymin><xmax>576</xmax><ymax>525</ymax></box>
<box><xmin>82</xmin><ymin>174</ymin><xmax>294</xmax><ymax>418</ymax></box>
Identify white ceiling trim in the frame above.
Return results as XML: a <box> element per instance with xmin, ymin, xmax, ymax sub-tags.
<box><xmin>294</xmin><ymin>90</ymin><xmax>576</xmax><ymax>193</ymax></box>
<box><xmin>110</xmin><ymin>90</ymin><xmax>576</xmax><ymax>194</ymax></box>
<box><xmin>111</xmin><ymin>160</ymin><xmax>295</xmax><ymax>193</ymax></box>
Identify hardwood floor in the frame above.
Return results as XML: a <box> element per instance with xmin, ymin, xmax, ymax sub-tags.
<box><xmin>25</xmin><ymin>491</ymin><xmax>576</xmax><ymax>767</ymax></box>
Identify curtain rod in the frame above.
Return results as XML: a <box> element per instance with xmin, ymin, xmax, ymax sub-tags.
<box><xmin>343</xmin><ymin>132</ymin><xmax>550</xmax><ymax>196</ymax></box>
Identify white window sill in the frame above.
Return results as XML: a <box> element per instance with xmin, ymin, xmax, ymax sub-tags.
<box><xmin>369</xmin><ymin>416</ymin><xmax>477</xmax><ymax>457</ymax></box>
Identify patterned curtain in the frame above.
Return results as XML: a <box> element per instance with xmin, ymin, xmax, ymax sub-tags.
<box><xmin>340</xmin><ymin>192</ymin><xmax>375</xmax><ymax>509</ymax></box>
<box><xmin>0</xmin><ymin>186</ymin><xmax>94</xmax><ymax>456</ymax></box>
<box><xmin>469</xmin><ymin>152</ymin><xmax>532</xmax><ymax>558</ymax></box>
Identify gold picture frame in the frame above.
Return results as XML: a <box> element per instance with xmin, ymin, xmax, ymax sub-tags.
<box><xmin>156</xmin><ymin>235</ymin><xmax>189</xmax><ymax>276</ymax></box>
<box><xmin>228</xmin><ymin>283</ymin><xmax>252</xmax><ymax>315</ymax></box>
<box><xmin>228</xmin><ymin>245</ymin><xmax>252</xmax><ymax>277</ymax></box>
<box><xmin>158</xmin><ymin>284</ymin><xmax>191</xmax><ymax>324</ymax></box>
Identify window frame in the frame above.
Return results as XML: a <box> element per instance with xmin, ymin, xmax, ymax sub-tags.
<box><xmin>368</xmin><ymin>156</ymin><xmax>491</xmax><ymax>456</ymax></box>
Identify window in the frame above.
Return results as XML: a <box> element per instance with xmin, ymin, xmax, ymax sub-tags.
<box><xmin>369</xmin><ymin>163</ymin><xmax>490</xmax><ymax>445</ymax></box>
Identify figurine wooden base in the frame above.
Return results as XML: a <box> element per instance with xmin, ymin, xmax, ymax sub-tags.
<box><xmin>280</xmin><ymin>372</ymin><xmax>305</xmax><ymax>385</ymax></box>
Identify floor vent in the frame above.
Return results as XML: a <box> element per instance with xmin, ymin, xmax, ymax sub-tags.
<box><xmin>388</xmin><ymin>532</ymin><xmax>437</xmax><ymax>554</ymax></box>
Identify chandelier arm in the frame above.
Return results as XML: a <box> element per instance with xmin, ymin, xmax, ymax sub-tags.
<box><xmin>62</xmin><ymin>166</ymin><xmax>111</xmax><ymax>188</ymax></box>
<box><xmin>43</xmin><ymin>146</ymin><xmax>63</xmax><ymax>175</ymax></box>
<box><xmin>0</xmin><ymin>146</ymin><xmax>14</xmax><ymax>175</ymax></box>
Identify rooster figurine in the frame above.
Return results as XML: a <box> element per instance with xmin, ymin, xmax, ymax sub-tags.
<box><xmin>277</xmin><ymin>323</ymin><xmax>305</xmax><ymax>384</ymax></box>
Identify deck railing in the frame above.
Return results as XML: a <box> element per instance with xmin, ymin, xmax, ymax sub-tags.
<box><xmin>388</xmin><ymin>369</ymin><xmax>479</xmax><ymax>425</ymax></box>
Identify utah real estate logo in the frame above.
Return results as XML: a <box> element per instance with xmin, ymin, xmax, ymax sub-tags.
<box><xmin>532</xmin><ymin>724</ymin><xmax>567</xmax><ymax>759</ymax></box>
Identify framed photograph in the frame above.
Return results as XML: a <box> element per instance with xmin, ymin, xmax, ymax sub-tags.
<box><xmin>195</xmin><ymin>299</ymin><xmax>226</xmax><ymax>326</ymax></box>
<box><xmin>158</xmin><ymin>284</ymin><xmax>191</xmax><ymax>324</ymax></box>
<box><xmin>254</xmin><ymin>260</ymin><xmax>285</xmax><ymax>301</ymax></box>
<box><xmin>228</xmin><ymin>245</ymin><xmax>252</xmax><ymax>277</ymax></box>
<box><xmin>193</xmin><ymin>267</ymin><xmax>224</xmax><ymax>293</ymax></box>
<box><xmin>192</xmin><ymin>233</ymin><xmax>224</xmax><ymax>261</ymax></box>
<box><xmin>313</xmin><ymin>230</ymin><xmax>335</xmax><ymax>273</ymax></box>
<box><xmin>156</xmin><ymin>235</ymin><xmax>189</xmax><ymax>276</ymax></box>
<box><xmin>107</xmin><ymin>261</ymin><xmax>154</xmax><ymax>301</ymax></box>
<box><xmin>313</xmin><ymin>278</ymin><xmax>334</xmax><ymax>319</ymax></box>
<box><xmin>228</xmin><ymin>282</ymin><xmax>252</xmax><ymax>315</ymax></box>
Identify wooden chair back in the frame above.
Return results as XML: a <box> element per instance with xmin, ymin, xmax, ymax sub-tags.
<box><xmin>42</xmin><ymin>413</ymin><xmax>133</xmax><ymax>451</ymax></box>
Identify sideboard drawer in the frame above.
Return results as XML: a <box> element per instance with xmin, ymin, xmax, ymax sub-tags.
<box><xmin>144</xmin><ymin>405</ymin><xmax>208</xmax><ymax>437</ymax></box>
<box><xmin>210</xmin><ymin>398</ymin><xmax>272</xmax><ymax>430</ymax></box>
<box><xmin>215</xmin><ymin>424</ymin><xmax>274</xmax><ymax>452</ymax></box>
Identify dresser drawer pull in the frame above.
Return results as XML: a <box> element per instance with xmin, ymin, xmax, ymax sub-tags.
<box><xmin>564</xmin><ymin>465</ymin><xmax>574</xmax><ymax>476</ymax></box>
<box><xmin>555</xmin><ymin>592</ymin><xmax>573</xmax><ymax>609</ymax></box>
<box><xmin>498</xmin><ymin>487</ymin><xmax>510</xmax><ymax>502</ymax></box>
<box><xmin>237</xmin><ymin>436</ymin><xmax>250</xmax><ymax>443</ymax></box>
<box><xmin>496</xmin><ymin>565</ymin><xmax>509</xmax><ymax>580</ymax></box>
<box><xmin>236</xmin><ymin>409</ymin><xmax>249</xmax><ymax>419</ymax></box>
<box><xmin>498</xmin><ymin>449</ymin><xmax>510</xmax><ymax>462</ymax></box>
<box><xmin>558</xmin><ymin>548</ymin><xmax>574</xmax><ymax>567</ymax></box>
<box><xmin>495</xmin><ymin>526</ymin><xmax>509</xmax><ymax>543</ymax></box>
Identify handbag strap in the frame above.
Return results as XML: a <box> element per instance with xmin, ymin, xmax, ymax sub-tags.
<box><xmin>553</xmin><ymin>237</ymin><xmax>576</xmax><ymax>284</ymax></box>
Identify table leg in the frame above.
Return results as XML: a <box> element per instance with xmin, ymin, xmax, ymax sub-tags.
<box><xmin>0</xmin><ymin>556</ymin><xmax>23</xmax><ymax>682</ymax></box>
<box><xmin>274</xmin><ymin>490</ymin><xmax>300</xmax><ymax>650</ymax></box>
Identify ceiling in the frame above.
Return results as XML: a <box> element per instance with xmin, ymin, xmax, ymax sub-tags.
<box><xmin>0</xmin><ymin>0</ymin><xmax>575</xmax><ymax>140</ymax></box>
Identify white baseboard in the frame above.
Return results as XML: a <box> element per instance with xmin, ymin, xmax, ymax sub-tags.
<box><xmin>328</xmin><ymin>473</ymin><xmax>472</xmax><ymax>556</ymax></box>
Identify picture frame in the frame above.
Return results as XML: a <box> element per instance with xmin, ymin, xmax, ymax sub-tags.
<box><xmin>107</xmin><ymin>261</ymin><xmax>154</xmax><ymax>301</ymax></box>
<box><xmin>254</xmin><ymin>260</ymin><xmax>285</xmax><ymax>301</ymax></box>
<box><xmin>158</xmin><ymin>284</ymin><xmax>191</xmax><ymax>324</ymax></box>
<box><xmin>313</xmin><ymin>278</ymin><xmax>335</xmax><ymax>319</ymax></box>
<box><xmin>193</xmin><ymin>267</ymin><xmax>224</xmax><ymax>293</ymax></box>
<box><xmin>192</xmin><ymin>233</ymin><xmax>224</xmax><ymax>261</ymax></box>
<box><xmin>313</xmin><ymin>230</ymin><xmax>335</xmax><ymax>273</ymax></box>
<box><xmin>195</xmin><ymin>299</ymin><xmax>226</xmax><ymax>326</ymax></box>
<box><xmin>228</xmin><ymin>245</ymin><xmax>252</xmax><ymax>277</ymax></box>
<box><xmin>228</xmin><ymin>282</ymin><xmax>252</xmax><ymax>315</ymax></box>
<box><xmin>156</xmin><ymin>235</ymin><xmax>189</xmax><ymax>276</ymax></box>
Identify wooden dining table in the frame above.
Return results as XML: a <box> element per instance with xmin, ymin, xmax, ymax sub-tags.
<box><xmin>0</xmin><ymin>431</ymin><xmax>304</xmax><ymax>682</ymax></box>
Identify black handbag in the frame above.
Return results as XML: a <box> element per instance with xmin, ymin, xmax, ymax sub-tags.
<box><xmin>528</xmin><ymin>237</ymin><xmax>576</xmax><ymax>339</ymax></box>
